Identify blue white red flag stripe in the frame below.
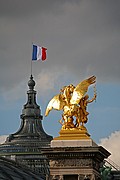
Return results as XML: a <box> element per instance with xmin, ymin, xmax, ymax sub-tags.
<box><xmin>32</xmin><ymin>45</ymin><xmax>47</xmax><ymax>61</ymax></box>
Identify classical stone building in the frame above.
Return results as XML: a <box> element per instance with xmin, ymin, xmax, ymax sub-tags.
<box><xmin>0</xmin><ymin>75</ymin><xmax>53</xmax><ymax>178</ymax></box>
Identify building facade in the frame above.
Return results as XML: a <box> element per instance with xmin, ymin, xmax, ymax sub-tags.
<box><xmin>0</xmin><ymin>75</ymin><xmax>53</xmax><ymax>178</ymax></box>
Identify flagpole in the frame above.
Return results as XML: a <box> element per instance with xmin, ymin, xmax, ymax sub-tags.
<box><xmin>31</xmin><ymin>58</ymin><xmax>32</xmax><ymax>76</ymax></box>
<box><xmin>31</xmin><ymin>43</ymin><xmax>33</xmax><ymax>76</ymax></box>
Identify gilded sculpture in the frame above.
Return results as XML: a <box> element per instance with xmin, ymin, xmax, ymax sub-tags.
<box><xmin>45</xmin><ymin>75</ymin><xmax>97</xmax><ymax>130</ymax></box>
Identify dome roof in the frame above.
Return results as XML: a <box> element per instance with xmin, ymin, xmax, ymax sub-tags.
<box><xmin>0</xmin><ymin>157</ymin><xmax>44</xmax><ymax>180</ymax></box>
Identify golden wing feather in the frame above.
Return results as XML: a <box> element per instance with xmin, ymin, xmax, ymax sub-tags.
<box><xmin>45</xmin><ymin>94</ymin><xmax>65</xmax><ymax>116</ymax></box>
<box><xmin>70</xmin><ymin>75</ymin><xmax>96</xmax><ymax>104</ymax></box>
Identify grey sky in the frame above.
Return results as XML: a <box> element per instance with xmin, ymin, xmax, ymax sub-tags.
<box><xmin>0</xmin><ymin>0</ymin><xmax>120</xmax><ymax>96</ymax></box>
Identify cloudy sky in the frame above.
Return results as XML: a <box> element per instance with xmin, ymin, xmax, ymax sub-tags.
<box><xmin>0</xmin><ymin>0</ymin><xmax>120</xmax><ymax>166</ymax></box>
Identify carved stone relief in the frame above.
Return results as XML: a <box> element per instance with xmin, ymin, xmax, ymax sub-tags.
<box><xmin>50</xmin><ymin>158</ymin><xmax>92</xmax><ymax>168</ymax></box>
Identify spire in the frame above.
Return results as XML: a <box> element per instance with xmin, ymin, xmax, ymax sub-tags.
<box><xmin>5</xmin><ymin>75</ymin><xmax>53</xmax><ymax>145</ymax></box>
<box><xmin>22</xmin><ymin>75</ymin><xmax>42</xmax><ymax>118</ymax></box>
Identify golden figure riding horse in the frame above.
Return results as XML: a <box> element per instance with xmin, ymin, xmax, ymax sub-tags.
<box><xmin>45</xmin><ymin>76</ymin><xmax>97</xmax><ymax>130</ymax></box>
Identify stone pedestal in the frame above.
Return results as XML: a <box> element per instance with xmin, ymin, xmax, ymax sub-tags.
<box><xmin>43</xmin><ymin>144</ymin><xmax>110</xmax><ymax>180</ymax></box>
<box><xmin>43</xmin><ymin>128</ymin><xmax>111</xmax><ymax>180</ymax></box>
<box><xmin>54</xmin><ymin>125</ymin><xmax>91</xmax><ymax>140</ymax></box>
<box><xmin>51</xmin><ymin>139</ymin><xmax>97</xmax><ymax>148</ymax></box>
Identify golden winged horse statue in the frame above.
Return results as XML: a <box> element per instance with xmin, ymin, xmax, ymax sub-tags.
<box><xmin>45</xmin><ymin>76</ymin><xmax>97</xmax><ymax>130</ymax></box>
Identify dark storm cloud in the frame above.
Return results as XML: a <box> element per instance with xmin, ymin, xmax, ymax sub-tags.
<box><xmin>0</xmin><ymin>0</ymin><xmax>79</xmax><ymax>18</ymax></box>
<box><xmin>0</xmin><ymin>0</ymin><xmax>56</xmax><ymax>17</ymax></box>
<box><xmin>0</xmin><ymin>0</ymin><xmax>120</xmax><ymax>96</ymax></box>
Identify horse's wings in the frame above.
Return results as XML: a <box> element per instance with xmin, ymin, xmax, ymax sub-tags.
<box><xmin>45</xmin><ymin>94</ymin><xmax>66</xmax><ymax>116</ymax></box>
<box><xmin>70</xmin><ymin>75</ymin><xmax>96</xmax><ymax>104</ymax></box>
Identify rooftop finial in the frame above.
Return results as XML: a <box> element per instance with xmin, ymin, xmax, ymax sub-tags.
<box><xmin>28</xmin><ymin>74</ymin><xmax>35</xmax><ymax>90</ymax></box>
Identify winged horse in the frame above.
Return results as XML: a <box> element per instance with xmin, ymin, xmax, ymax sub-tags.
<box><xmin>45</xmin><ymin>76</ymin><xmax>96</xmax><ymax>129</ymax></box>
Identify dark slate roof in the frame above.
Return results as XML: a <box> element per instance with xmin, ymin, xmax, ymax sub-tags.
<box><xmin>4</xmin><ymin>75</ymin><xmax>52</xmax><ymax>146</ymax></box>
<box><xmin>0</xmin><ymin>157</ymin><xmax>44</xmax><ymax>180</ymax></box>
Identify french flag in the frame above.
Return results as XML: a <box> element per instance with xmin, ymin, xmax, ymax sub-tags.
<box><xmin>32</xmin><ymin>45</ymin><xmax>47</xmax><ymax>61</ymax></box>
